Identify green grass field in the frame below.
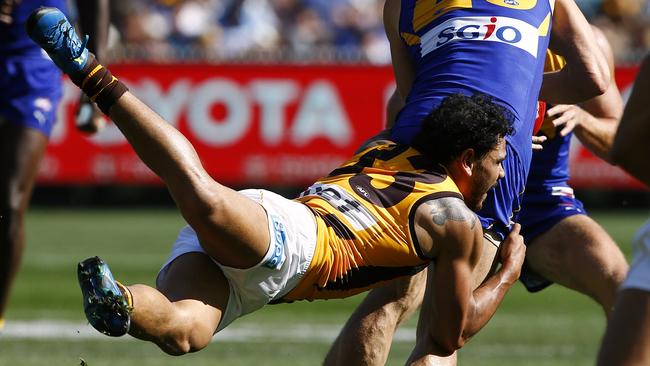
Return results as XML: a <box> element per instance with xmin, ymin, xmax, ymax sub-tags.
<box><xmin>1</xmin><ymin>208</ymin><xmax>648</xmax><ymax>365</ymax></box>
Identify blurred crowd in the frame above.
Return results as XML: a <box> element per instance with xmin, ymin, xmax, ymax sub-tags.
<box><xmin>104</xmin><ymin>0</ymin><xmax>649</xmax><ymax>64</ymax></box>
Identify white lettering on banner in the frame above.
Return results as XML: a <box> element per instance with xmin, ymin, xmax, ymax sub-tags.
<box><xmin>49</xmin><ymin>82</ymin><xmax>76</xmax><ymax>145</ymax></box>
<box><xmin>250</xmin><ymin>80</ymin><xmax>299</xmax><ymax>146</ymax></box>
<box><xmin>135</xmin><ymin>79</ymin><xmax>190</xmax><ymax>124</ymax></box>
<box><xmin>91</xmin><ymin>154</ymin><xmax>118</xmax><ymax>182</ymax></box>
<box><xmin>421</xmin><ymin>16</ymin><xmax>539</xmax><ymax>57</ymax></box>
<box><xmin>188</xmin><ymin>79</ymin><xmax>251</xmax><ymax>146</ymax></box>
<box><xmin>292</xmin><ymin>81</ymin><xmax>352</xmax><ymax>147</ymax></box>
<box><xmin>57</xmin><ymin>77</ymin><xmax>354</xmax><ymax>148</ymax></box>
<box><xmin>244</xmin><ymin>154</ymin><xmax>345</xmax><ymax>181</ymax></box>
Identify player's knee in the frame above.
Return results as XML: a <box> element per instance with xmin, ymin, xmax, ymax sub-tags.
<box><xmin>157</xmin><ymin>330</ymin><xmax>209</xmax><ymax>356</ymax></box>
<box><xmin>0</xmin><ymin>201</ymin><xmax>24</xmax><ymax>234</ymax></box>
<box><xmin>158</xmin><ymin>336</ymin><xmax>191</xmax><ymax>356</ymax></box>
<box><xmin>178</xmin><ymin>183</ymin><xmax>228</xmax><ymax>225</ymax></box>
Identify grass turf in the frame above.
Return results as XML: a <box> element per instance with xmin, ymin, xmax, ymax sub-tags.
<box><xmin>1</xmin><ymin>208</ymin><xmax>647</xmax><ymax>365</ymax></box>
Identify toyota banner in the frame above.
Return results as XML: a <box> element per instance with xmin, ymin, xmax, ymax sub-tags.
<box><xmin>38</xmin><ymin>63</ymin><xmax>645</xmax><ymax>189</ymax></box>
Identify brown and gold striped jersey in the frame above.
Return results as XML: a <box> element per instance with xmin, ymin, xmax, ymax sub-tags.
<box><xmin>281</xmin><ymin>142</ymin><xmax>463</xmax><ymax>301</ymax></box>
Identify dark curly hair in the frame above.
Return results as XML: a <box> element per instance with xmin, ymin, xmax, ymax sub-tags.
<box><xmin>411</xmin><ymin>93</ymin><xmax>514</xmax><ymax>164</ymax></box>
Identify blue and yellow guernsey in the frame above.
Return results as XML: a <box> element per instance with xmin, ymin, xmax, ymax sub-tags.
<box><xmin>0</xmin><ymin>0</ymin><xmax>68</xmax><ymax>57</ymax></box>
<box><xmin>281</xmin><ymin>143</ymin><xmax>463</xmax><ymax>302</ymax></box>
<box><xmin>529</xmin><ymin>50</ymin><xmax>570</xmax><ymax>188</ymax></box>
<box><xmin>391</xmin><ymin>0</ymin><xmax>555</xmax><ymax>237</ymax></box>
<box><xmin>393</xmin><ymin>0</ymin><xmax>555</xmax><ymax>146</ymax></box>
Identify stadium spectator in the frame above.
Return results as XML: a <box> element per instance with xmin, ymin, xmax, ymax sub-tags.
<box><xmin>28</xmin><ymin>8</ymin><xmax>526</xmax><ymax>357</ymax></box>
<box><xmin>96</xmin><ymin>1</ymin><xmax>648</xmax><ymax>64</ymax></box>
<box><xmin>0</xmin><ymin>0</ymin><xmax>107</xmax><ymax>332</ymax></box>
<box><xmin>597</xmin><ymin>52</ymin><xmax>650</xmax><ymax>366</ymax></box>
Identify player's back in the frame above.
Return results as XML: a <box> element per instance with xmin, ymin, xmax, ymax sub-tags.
<box><xmin>393</xmin><ymin>0</ymin><xmax>554</xmax><ymax>149</ymax></box>
<box><xmin>0</xmin><ymin>0</ymin><xmax>68</xmax><ymax>57</ymax></box>
<box><xmin>282</xmin><ymin>143</ymin><xmax>462</xmax><ymax>301</ymax></box>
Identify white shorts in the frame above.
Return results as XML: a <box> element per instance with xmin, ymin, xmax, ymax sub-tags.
<box><xmin>621</xmin><ymin>219</ymin><xmax>650</xmax><ymax>292</ymax></box>
<box><xmin>157</xmin><ymin>189</ymin><xmax>317</xmax><ymax>332</ymax></box>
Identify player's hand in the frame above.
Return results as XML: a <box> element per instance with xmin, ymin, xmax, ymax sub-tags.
<box><xmin>498</xmin><ymin>223</ymin><xmax>526</xmax><ymax>282</ymax></box>
<box><xmin>547</xmin><ymin>104</ymin><xmax>587</xmax><ymax>137</ymax></box>
<box><xmin>76</xmin><ymin>94</ymin><xmax>106</xmax><ymax>134</ymax></box>
<box><xmin>0</xmin><ymin>0</ymin><xmax>21</xmax><ymax>24</ymax></box>
<box><xmin>532</xmin><ymin>135</ymin><xmax>547</xmax><ymax>151</ymax></box>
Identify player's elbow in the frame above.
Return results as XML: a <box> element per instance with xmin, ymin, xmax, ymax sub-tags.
<box><xmin>431</xmin><ymin>332</ymin><xmax>466</xmax><ymax>356</ymax></box>
<box><xmin>585</xmin><ymin>68</ymin><xmax>610</xmax><ymax>99</ymax></box>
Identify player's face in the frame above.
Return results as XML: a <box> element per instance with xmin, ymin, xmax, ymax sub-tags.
<box><xmin>467</xmin><ymin>138</ymin><xmax>506</xmax><ymax>211</ymax></box>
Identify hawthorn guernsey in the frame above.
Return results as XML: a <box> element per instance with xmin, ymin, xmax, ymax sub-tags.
<box><xmin>393</xmin><ymin>0</ymin><xmax>554</xmax><ymax>235</ymax></box>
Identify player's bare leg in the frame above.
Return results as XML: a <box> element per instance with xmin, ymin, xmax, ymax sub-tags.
<box><xmin>324</xmin><ymin>235</ymin><xmax>497</xmax><ymax>365</ymax></box>
<box><xmin>108</xmin><ymin>92</ymin><xmax>271</xmax><ymax>268</ymax></box>
<box><xmin>122</xmin><ymin>252</ymin><xmax>230</xmax><ymax>355</ymax></box>
<box><xmin>324</xmin><ymin>270</ymin><xmax>427</xmax><ymax>366</ymax></box>
<box><xmin>525</xmin><ymin>215</ymin><xmax>628</xmax><ymax>315</ymax></box>
<box><xmin>0</xmin><ymin>123</ymin><xmax>48</xmax><ymax>325</ymax></box>
<box><xmin>597</xmin><ymin>289</ymin><xmax>650</xmax><ymax>365</ymax></box>
<box><xmin>27</xmin><ymin>7</ymin><xmax>272</xmax><ymax>347</ymax></box>
<box><xmin>27</xmin><ymin>7</ymin><xmax>272</xmax><ymax>269</ymax></box>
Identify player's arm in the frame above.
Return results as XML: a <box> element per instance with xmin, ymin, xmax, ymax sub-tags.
<box><xmin>610</xmin><ymin>54</ymin><xmax>650</xmax><ymax>186</ymax></box>
<box><xmin>540</xmin><ymin>0</ymin><xmax>610</xmax><ymax>104</ymax></box>
<box><xmin>547</xmin><ymin>26</ymin><xmax>623</xmax><ymax>162</ymax></box>
<box><xmin>384</xmin><ymin>0</ymin><xmax>415</xmax><ymax>107</ymax></box>
<box><xmin>75</xmin><ymin>0</ymin><xmax>110</xmax><ymax>134</ymax></box>
<box><xmin>416</xmin><ymin>198</ymin><xmax>525</xmax><ymax>355</ymax></box>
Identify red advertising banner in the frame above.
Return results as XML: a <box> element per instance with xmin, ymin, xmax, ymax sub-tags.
<box><xmin>567</xmin><ymin>65</ymin><xmax>645</xmax><ymax>190</ymax></box>
<box><xmin>40</xmin><ymin>64</ymin><xmax>395</xmax><ymax>186</ymax></box>
<box><xmin>38</xmin><ymin>63</ymin><xmax>645</xmax><ymax>189</ymax></box>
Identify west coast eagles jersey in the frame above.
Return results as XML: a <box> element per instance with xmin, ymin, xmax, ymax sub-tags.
<box><xmin>280</xmin><ymin>143</ymin><xmax>463</xmax><ymax>302</ymax></box>
<box><xmin>392</xmin><ymin>0</ymin><xmax>555</xmax><ymax>147</ymax></box>
<box><xmin>529</xmin><ymin>50</ymin><xmax>570</xmax><ymax>186</ymax></box>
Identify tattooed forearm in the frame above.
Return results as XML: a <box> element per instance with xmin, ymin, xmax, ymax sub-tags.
<box><xmin>428</xmin><ymin>197</ymin><xmax>477</xmax><ymax>229</ymax></box>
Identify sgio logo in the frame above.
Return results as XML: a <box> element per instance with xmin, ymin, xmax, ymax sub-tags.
<box><xmin>421</xmin><ymin>16</ymin><xmax>540</xmax><ymax>58</ymax></box>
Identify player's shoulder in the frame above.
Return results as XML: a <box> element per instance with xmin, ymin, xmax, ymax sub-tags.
<box><xmin>422</xmin><ymin>196</ymin><xmax>478</xmax><ymax>230</ymax></box>
<box><xmin>414</xmin><ymin>196</ymin><xmax>481</xmax><ymax>257</ymax></box>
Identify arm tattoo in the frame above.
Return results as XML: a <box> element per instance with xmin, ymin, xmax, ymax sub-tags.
<box><xmin>428</xmin><ymin>197</ymin><xmax>477</xmax><ymax>229</ymax></box>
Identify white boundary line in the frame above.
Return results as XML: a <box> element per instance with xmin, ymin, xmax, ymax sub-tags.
<box><xmin>1</xmin><ymin>320</ymin><xmax>418</xmax><ymax>343</ymax></box>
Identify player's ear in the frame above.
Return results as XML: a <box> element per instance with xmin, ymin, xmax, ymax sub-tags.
<box><xmin>459</xmin><ymin>148</ymin><xmax>475</xmax><ymax>176</ymax></box>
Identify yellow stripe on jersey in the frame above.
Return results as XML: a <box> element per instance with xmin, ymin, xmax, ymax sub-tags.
<box><xmin>401</xmin><ymin>32</ymin><xmax>421</xmax><ymax>46</ymax></box>
<box><xmin>281</xmin><ymin>143</ymin><xmax>463</xmax><ymax>302</ymax></box>
<box><xmin>544</xmin><ymin>49</ymin><xmax>566</xmax><ymax>72</ymax></box>
<box><xmin>538</xmin><ymin>12</ymin><xmax>551</xmax><ymax>36</ymax></box>
<box><xmin>540</xmin><ymin>50</ymin><xmax>567</xmax><ymax>137</ymax></box>
<box><xmin>486</xmin><ymin>0</ymin><xmax>537</xmax><ymax>10</ymax></box>
<box><xmin>413</xmin><ymin>0</ymin><xmax>472</xmax><ymax>32</ymax></box>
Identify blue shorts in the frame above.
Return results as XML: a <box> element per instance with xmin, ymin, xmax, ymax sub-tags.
<box><xmin>517</xmin><ymin>184</ymin><xmax>586</xmax><ymax>292</ymax></box>
<box><xmin>476</xmin><ymin>140</ymin><xmax>529</xmax><ymax>240</ymax></box>
<box><xmin>0</xmin><ymin>55</ymin><xmax>62</xmax><ymax>137</ymax></box>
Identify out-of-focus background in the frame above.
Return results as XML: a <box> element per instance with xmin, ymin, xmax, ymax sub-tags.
<box><xmin>2</xmin><ymin>0</ymin><xmax>650</xmax><ymax>365</ymax></box>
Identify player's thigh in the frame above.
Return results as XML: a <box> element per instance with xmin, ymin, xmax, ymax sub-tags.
<box><xmin>526</xmin><ymin>214</ymin><xmax>627</xmax><ymax>291</ymax></box>
<box><xmin>156</xmin><ymin>252</ymin><xmax>229</xmax><ymax>334</ymax></box>
<box><xmin>0</xmin><ymin>123</ymin><xmax>48</xmax><ymax>211</ymax></box>
<box><xmin>324</xmin><ymin>271</ymin><xmax>428</xmax><ymax>366</ymax></box>
<box><xmin>188</xmin><ymin>187</ymin><xmax>272</xmax><ymax>269</ymax></box>
<box><xmin>597</xmin><ymin>289</ymin><xmax>650</xmax><ymax>366</ymax></box>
